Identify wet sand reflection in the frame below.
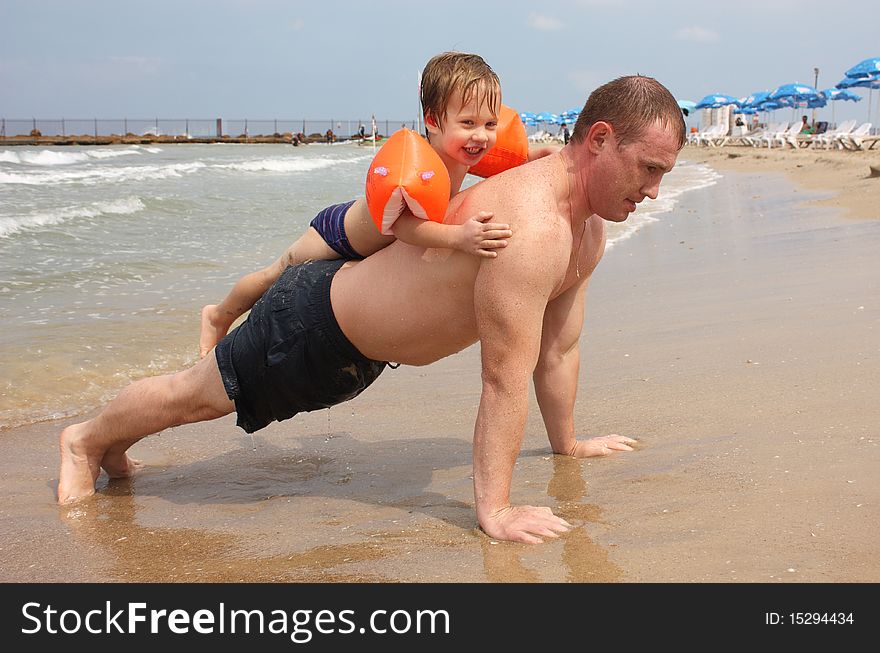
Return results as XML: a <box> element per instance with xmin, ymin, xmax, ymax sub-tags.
<box><xmin>58</xmin><ymin>431</ymin><xmax>622</xmax><ymax>582</ymax></box>
<box><xmin>480</xmin><ymin>455</ymin><xmax>622</xmax><ymax>583</ymax></box>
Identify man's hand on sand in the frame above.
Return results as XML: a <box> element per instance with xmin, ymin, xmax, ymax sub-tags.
<box><xmin>481</xmin><ymin>505</ymin><xmax>572</xmax><ymax>544</ymax></box>
<box><xmin>568</xmin><ymin>434</ymin><xmax>637</xmax><ymax>457</ymax></box>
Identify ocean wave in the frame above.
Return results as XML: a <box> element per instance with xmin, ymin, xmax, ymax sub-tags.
<box><xmin>605</xmin><ymin>214</ymin><xmax>660</xmax><ymax>251</ymax></box>
<box><xmin>213</xmin><ymin>155</ymin><xmax>372</xmax><ymax>174</ymax></box>
<box><xmin>86</xmin><ymin>146</ymin><xmax>148</xmax><ymax>160</ymax></box>
<box><xmin>605</xmin><ymin>162</ymin><xmax>720</xmax><ymax>250</ymax></box>
<box><xmin>630</xmin><ymin>161</ymin><xmax>720</xmax><ymax>219</ymax></box>
<box><xmin>0</xmin><ymin>161</ymin><xmax>206</xmax><ymax>186</ymax></box>
<box><xmin>0</xmin><ymin>196</ymin><xmax>146</xmax><ymax>238</ymax></box>
<box><xmin>0</xmin><ymin>146</ymin><xmax>146</xmax><ymax>166</ymax></box>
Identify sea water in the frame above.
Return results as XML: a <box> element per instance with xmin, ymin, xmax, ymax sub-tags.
<box><xmin>0</xmin><ymin>143</ymin><xmax>719</xmax><ymax>430</ymax></box>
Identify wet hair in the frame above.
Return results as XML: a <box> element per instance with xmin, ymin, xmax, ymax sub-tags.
<box><xmin>420</xmin><ymin>52</ymin><xmax>501</xmax><ymax>130</ymax></box>
<box><xmin>571</xmin><ymin>75</ymin><xmax>686</xmax><ymax>150</ymax></box>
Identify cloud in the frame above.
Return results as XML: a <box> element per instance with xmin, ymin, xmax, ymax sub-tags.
<box><xmin>527</xmin><ymin>13</ymin><xmax>563</xmax><ymax>31</ymax></box>
<box><xmin>675</xmin><ymin>26</ymin><xmax>720</xmax><ymax>43</ymax></box>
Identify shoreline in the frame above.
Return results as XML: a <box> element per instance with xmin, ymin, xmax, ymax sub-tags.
<box><xmin>1</xmin><ymin>150</ymin><xmax>878</xmax><ymax>582</ymax></box>
<box><xmin>681</xmin><ymin>144</ymin><xmax>880</xmax><ymax>220</ymax></box>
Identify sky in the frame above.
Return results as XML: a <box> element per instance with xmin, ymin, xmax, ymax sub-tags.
<box><xmin>2</xmin><ymin>0</ymin><xmax>878</xmax><ymax>126</ymax></box>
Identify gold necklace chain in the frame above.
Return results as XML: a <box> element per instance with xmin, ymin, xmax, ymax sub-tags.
<box><xmin>563</xmin><ymin>157</ymin><xmax>588</xmax><ymax>279</ymax></box>
<box><xmin>575</xmin><ymin>217</ymin><xmax>588</xmax><ymax>279</ymax></box>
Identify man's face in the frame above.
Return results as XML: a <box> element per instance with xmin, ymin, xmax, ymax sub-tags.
<box><xmin>588</xmin><ymin>121</ymin><xmax>679</xmax><ymax>223</ymax></box>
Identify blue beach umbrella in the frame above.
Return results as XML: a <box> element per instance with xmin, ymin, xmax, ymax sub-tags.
<box><xmin>836</xmin><ymin>76</ymin><xmax>880</xmax><ymax>123</ymax></box>
<box><xmin>534</xmin><ymin>113</ymin><xmax>558</xmax><ymax>126</ymax></box>
<box><xmin>519</xmin><ymin>111</ymin><xmax>538</xmax><ymax>128</ymax></box>
<box><xmin>822</xmin><ymin>88</ymin><xmax>862</xmax><ymax>102</ymax></box>
<box><xmin>694</xmin><ymin>94</ymin><xmax>740</xmax><ymax>109</ymax></box>
<box><xmin>740</xmin><ymin>91</ymin><xmax>772</xmax><ymax>109</ymax></box>
<box><xmin>749</xmin><ymin>99</ymin><xmax>788</xmax><ymax>122</ymax></box>
<box><xmin>739</xmin><ymin>91</ymin><xmax>773</xmax><ymax>122</ymax></box>
<box><xmin>821</xmin><ymin>88</ymin><xmax>862</xmax><ymax>125</ymax></box>
<box><xmin>755</xmin><ymin>101</ymin><xmax>787</xmax><ymax>114</ymax></box>
<box><xmin>835</xmin><ymin>77</ymin><xmax>880</xmax><ymax>90</ymax></box>
<box><xmin>844</xmin><ymin>57</ymin><xmax>880</xmax><ymax>80</ymax></box>
<box><xmin>769</xmin><ymin>83</ymin><xmax>823</xmax><ymax>123</ymax></box>
<box><xmin>677</xmin><ymin>99</ymin><xmax>697</xmax><ymax>115</ymax></box>
<box><xmin>769</xmin><ymin>83</ymin><xmax>822</xmax><ymax>105</ymax></box>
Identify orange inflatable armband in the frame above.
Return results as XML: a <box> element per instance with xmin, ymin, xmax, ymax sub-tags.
<box><xmin>468</xmin><ymin>104</ymin><xmax>529</xmax><ymax>178</ymax></box>
<box><xmin>365</xmin><ymin>129</ymin><xmax>451</xmax><ymax>235</ymax></box>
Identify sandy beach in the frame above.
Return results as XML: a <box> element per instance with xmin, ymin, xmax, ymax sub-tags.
<box><xmin>1</xmin><ymin>145</ymin><xmax>878</xmax><ymax>583</ymax></box>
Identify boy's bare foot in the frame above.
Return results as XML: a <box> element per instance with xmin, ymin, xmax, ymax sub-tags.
<box><xmin>199</xmin><ymin>304</ymin><xmax>227</xmax><ymax>358</ymax></box>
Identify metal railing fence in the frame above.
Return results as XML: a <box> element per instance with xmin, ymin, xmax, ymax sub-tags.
<box><xmin>0</xmin><ymin>117</ymin><xmax>421</xmax><ymax>140</ymax></box>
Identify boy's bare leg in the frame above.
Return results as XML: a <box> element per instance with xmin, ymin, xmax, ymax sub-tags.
<box><xmin>199</xmin><ymin>304</ymin><xmax>233</xmax><ymax>359</ymax></box>
<box><xmin>198</xmin><ymin>227</ymin><xmax>338</xmax><ymax>358</ymax></box>
<box><xmin>283</xmin><ymin>227</ymin><xmax>339</xmax><ymax>266</ymax></box>
<box><xmin>58</xmin><ymin>353</ymin><xmax>235</xmax><ymax>504</ymax></box>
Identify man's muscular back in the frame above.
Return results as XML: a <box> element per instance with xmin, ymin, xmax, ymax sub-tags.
<box><xmin>330</xmin><ymin>153</ymin><xmax>604</xmax><ymax>366</ymax></box>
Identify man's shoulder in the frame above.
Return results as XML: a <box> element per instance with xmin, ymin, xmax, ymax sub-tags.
<box><xmin>463</xmin><ymin>160</ymin><xmax>556</xmax><ymax>203</ymax></box>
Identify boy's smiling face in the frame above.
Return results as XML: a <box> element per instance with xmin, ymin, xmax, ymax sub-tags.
<box><xmin>428</xmin><ymin>84</ymin><xmax>500</xmax><ymax>171</ymax></box>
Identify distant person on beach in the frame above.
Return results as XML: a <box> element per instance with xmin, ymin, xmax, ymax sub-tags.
<box><xmin>58</xmin><ymin>74</ymin><xmax>684</xmax><ymax>544</ymax></box>
<box><xmin>358</xmin><ymin>123</ymin><xmax>366</xmax><ymax>140</ymax></box>
<box><xmin>559</xmin><ymin>122</ymin><xmax>570</xmax><ymax>144</ymax></box>
<box><xmin>198</xmin><ymin>52</ymin><xmax>526</xmax><ymax>358</ymax></box>
<box><xmin>799</xmin><ymin>115</ymin><xmax>813</xmax><ymax>134</ymax></box>
<box><xmin>325</xmin><ymin>128</ymin><xmax>335</xmax><ymax>144</ymax></box>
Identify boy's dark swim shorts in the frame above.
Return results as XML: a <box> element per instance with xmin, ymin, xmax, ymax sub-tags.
<box><xmin>309</xmin><ymin>200</ymin><xmax>363</xmax><ymax>260</ymax></box>
<box><xmin>215</xmin><ymin>258</ymin><xmax>386</xmax><ymax>433</ymax></box>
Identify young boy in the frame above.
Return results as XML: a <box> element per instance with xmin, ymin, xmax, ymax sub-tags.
<box><xmin>199</xmin><ymin>52</ymin><xmax>514</xmax><ymax>358</ymax></box>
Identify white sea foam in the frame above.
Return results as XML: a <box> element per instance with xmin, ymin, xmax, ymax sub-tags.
<box><xmin>85</xmin><ymin>146</ymin><xmax>146</xmax><ymax>160</ymax></box>
<box><xmin>0</xmin><ymin>161</ymin><xmax>205</xmax><ymax>186</ymax></box>
<box><xmin>605</xmin><ymin>161</ymin><xmax>721</xmax><ymax>251</ymax></box>
<box><xmin>0</xmin><ymin>196</ymin><xmax>146</xmax><ymax>238</ymax></box>
<box><xmin>213</xmin><ymin>155</ymin><xmax>372</xmax><ymax>174</ymax></box>
<box><xmin>0</xmin><ymin>147</ymin><xmax>145</xmax><ymax>166</ymax></box>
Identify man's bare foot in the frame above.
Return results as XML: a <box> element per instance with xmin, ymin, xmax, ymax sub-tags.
<box><xmin>101</xmin><ymin>447</ymin><xmax>143</xmax><ymax>479</ymax></box>
<box><xmin>567</xmin><ymin>434</ymin><xmax>637</xmax><ymax>458</ymax></box>
<box><xmin>199</xmin><ymin>304</ymin><xmax>228</xmax><ymax>358</ymax></box>
<box><xmin>58</xmin><ymin>425</ymin><xmax>145</xmax><ymax>504</ymax></box>
<box><xmin>57</xmin><ymin>423</ymin><xmax>103</xmax><ymax>504</ymax></box>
